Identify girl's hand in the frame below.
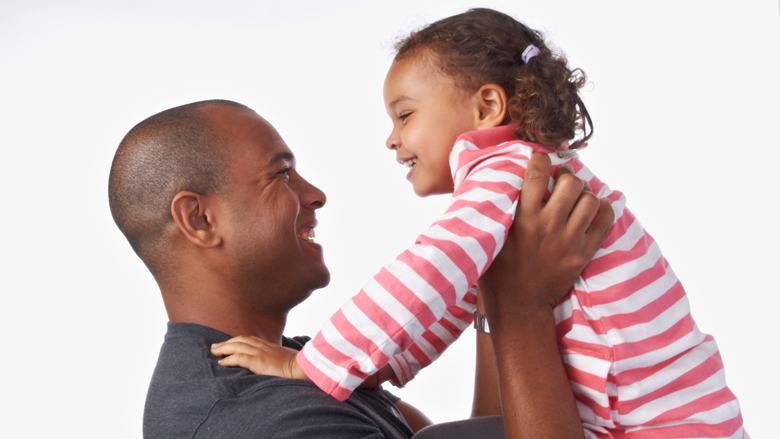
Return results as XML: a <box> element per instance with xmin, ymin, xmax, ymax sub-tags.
<box><xmin>210</xmin><ymin>335</ymin><xmax>309</xmax><ymax>380</ymax></box>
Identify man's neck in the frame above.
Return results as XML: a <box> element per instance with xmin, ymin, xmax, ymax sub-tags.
<box><xmin>160</xmin><ymin>278</ymin><xmax>289</xmax><ymax>345</ymax></box>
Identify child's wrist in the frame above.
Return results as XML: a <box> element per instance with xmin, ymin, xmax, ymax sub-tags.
<box><xmin>290</xmin><ymin>354</ymin><xmax>310</xmax><ymax>380</ymax></box>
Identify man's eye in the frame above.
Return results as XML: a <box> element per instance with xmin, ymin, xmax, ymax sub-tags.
<box><xmin>278</xmin><ymin>167</ymin><xmax>291</xmax><ymax>175</ymax></box>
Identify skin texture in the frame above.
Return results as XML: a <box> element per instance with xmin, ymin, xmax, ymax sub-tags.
<box><xmin>383</xmin><ymin>52</ymin><xmax>508</xmax><ymax>196</ymax></box>
<box><xmin>162</xmin><ymin>105</ymin><xmax>329</xmax><ymax>344</ymax></box>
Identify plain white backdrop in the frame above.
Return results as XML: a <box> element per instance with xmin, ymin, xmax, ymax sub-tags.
<box><xmin>1</xmin><ymin>1</ymin><xmax>778</xmax><ymax>437</ymax></box>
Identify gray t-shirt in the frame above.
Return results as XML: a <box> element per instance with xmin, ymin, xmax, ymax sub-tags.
<box><xmin>144</xmin><ymin>323</ymin><xmax>414</xmax><ymax>439</ymax></box>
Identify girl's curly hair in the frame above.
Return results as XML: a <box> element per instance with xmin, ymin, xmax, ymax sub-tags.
<box><xmin>395</xmin><ymin>8</ymin><xmax>592</xmax><ymax>151</ymax></box>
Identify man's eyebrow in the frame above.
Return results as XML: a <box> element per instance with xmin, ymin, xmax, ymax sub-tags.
<box><xmin>267</xmin><ymin>152</ymin><xmax>295</xmax><ymax>167</ymax></box>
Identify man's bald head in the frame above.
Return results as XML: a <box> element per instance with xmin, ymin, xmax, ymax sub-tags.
<box><xmin>108</xmin><ymin>99</ymin><xmax>247</xmax><ymax>277</ymax></box>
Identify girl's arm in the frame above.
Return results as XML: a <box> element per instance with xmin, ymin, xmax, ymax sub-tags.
<box><xmin>297</xmin><ymin>141</ymin><xmax>532</xmax><ymax>401</ymax></box>
<box><xmin>386</xmin><ymin>289</ymin><xmax>477</xmax><ymax>387</ymax></box>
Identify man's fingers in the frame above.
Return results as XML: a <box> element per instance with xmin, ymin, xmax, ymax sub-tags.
<box><xmin>545</xmin><ymin>172</ymin><xmax>585</xmax><ymax>226</ymax></box>
<box><xmin>567</xmin><ymin>190</ymin><xmax>601</xmax><ymax>235</ymax></box>
<box><xmin>554</xmin><ymin>162</ymin><xmax>575</xmax><ymax>180</ymax></box>
<box><xmin>519</xmin><ymin>153</ymin><xmax>552</xmax><ymax>216</ymax></box>
<box><xmin>583</xmin><ymin>198</ymin><xmax>614</xmax><ymax>252</ymax></box>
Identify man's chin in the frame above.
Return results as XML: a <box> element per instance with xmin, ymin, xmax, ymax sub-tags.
<box><xmin>288</xmin><ymin>268</ymin><xmax>330</xmax><ymax>309</ymax></box>
<box><xmin>312</xmin><ymin>266</ymin><xmax>331</xmax><ymax>290</ymax></box>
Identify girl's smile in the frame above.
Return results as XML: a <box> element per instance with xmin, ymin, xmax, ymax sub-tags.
<box><xmin>383</xmin><ymin>53</ymin><xmax>482</xmax><ymax>197</ymax></box>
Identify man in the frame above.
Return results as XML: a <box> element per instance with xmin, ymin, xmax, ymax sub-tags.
<box><xmin>109</xmin><ymin>100</ymin><xmax>612</xmax><ymax>438</ymax></box>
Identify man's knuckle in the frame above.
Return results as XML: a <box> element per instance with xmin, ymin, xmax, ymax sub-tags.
<box><xmin>525</xmin><ymin>169</ymin><xmax>548</xmax><ymax>183</ymax></box>
<box><xmin>559</xmin><ymin>173</ymin><xmax>583</xmax><ymax>187</ymax></box>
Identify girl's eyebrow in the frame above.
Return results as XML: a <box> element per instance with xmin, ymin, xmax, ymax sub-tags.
<box><xmin>388</xmin><ymin>96</ymin><xmax>412</xmax><ymax>107</ymax></box>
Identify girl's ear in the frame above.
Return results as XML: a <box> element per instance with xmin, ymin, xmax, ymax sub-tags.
<box><xmin>171</xmin><ymin>191</ymin><xmax>223</xmax><ymax>249</ymax></box>
<box><xmin>475</xmin><ymin>84</ymin><xmax>508</xmax><ymax>129</ymax></box>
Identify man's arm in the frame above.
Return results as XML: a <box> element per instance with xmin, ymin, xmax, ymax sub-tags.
<box><xmin>477</xmin><ymin>153</ymin><xmax>614</xmax><ymax>438</ymax></box>
<box><xmin>470</xmin><ymin>289</ymin><xmax>502</xmax><ymax>418</ymax></box>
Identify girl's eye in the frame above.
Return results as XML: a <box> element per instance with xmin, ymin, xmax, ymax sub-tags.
<box><xmin>399</xmin><ymin>112</ymin><xmax>411</xmax><ymax>121</ymax></box>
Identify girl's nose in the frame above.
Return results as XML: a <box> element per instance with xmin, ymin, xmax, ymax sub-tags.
<box><xmin>386</xmin><ymin>132</ymin><xmax>399</xmax><ymax>150</ymax></box>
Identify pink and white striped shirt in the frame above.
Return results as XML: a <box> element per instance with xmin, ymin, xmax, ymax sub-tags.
<box><xmin>298</xmin><ymin>124</ymin><xmax>746</xmax><ymax>437</ymax></box>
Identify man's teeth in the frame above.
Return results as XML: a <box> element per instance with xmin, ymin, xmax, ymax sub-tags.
<box><xmin>300</xmin><ymin>229</ymin><xmax>316</xmax><ymax>242</ymax></box>
<box><xmin>403</xmin><ymin>158</ymin><xmax>418</xmax><ymax>169</ymax></box>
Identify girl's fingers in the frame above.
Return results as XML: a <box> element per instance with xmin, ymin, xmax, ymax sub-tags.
<box><xmin>211</xmin><ymin>335</ymin><xmax>273</xmax><ymax>352</ymax></box>
<box><xmin>214</xmin><ymin>335</ymin><xmax>265</xmax><ymax>349</ymax></box>
<box><xmin>210</xmin><ymin>340</ymin><xmax>266</xmax><ymax>357</ymax></box>
<box><xmin>217</xmin><ymin>353</ymin><xmax>258</xmax><ymax>370</ymax></box>
<box><xmin>209</xmin><ymin>336</ymin><xmax>302</xmax><ymax>378</ymax></box>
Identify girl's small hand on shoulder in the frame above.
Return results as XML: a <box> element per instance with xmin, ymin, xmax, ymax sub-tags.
<box><xmin>210</xmin><ymin>335</ymin><xmax>308</xmax><ymax>380</ymax></box>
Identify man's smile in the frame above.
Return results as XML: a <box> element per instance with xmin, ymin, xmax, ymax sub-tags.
<box><xmin>297</xmin><ymin>220</ymin><xmax>318</xmax><ymax>243</ymax></box>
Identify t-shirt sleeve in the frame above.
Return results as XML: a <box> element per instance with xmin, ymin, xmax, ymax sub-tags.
<box><xmin>298</xmin><ymin>137</ymin><xmax>535</xmax><ymax>401</ymax></box>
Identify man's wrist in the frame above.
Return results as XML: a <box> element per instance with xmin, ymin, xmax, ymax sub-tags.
<box><xmin>474</xmin><ymin>312</ymin><xmax>490</xmax><ymax>334</ymax></box>
<box><xmin>489</xmin><ymin>303</ymin><xmax>556</xmax><ymax>344</ymax></box>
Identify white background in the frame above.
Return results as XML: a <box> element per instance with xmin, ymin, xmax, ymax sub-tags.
<box><xmin>1</xmin><ymin>1</ymin><xmax>778</xmax><ymax>437</ymax></box>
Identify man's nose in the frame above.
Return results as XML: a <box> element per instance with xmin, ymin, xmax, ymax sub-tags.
<box><xmin>298</xmin><ymin>177</ymin><xmax>326</xmax><ymax>209</ymax></box>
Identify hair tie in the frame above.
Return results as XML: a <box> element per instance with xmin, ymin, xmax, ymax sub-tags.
<box><xmin>521</xmin><ymin>44</ymin><xmax>540</xmax><ymax>64</ymax></box>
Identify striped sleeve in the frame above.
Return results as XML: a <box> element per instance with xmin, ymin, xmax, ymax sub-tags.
<box><xmin>297</xmin><ymin>137</ymin><xmax>532</xmax><ymax>401</ymax></box>
<box><xmin>388</xmin><ymin>287</ymin><xmax>478</xmax><ymax>387</ymax></box>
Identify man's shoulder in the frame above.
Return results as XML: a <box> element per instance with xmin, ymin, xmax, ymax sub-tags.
<box><xmin>143</xmin><ymin>324</ymin><xmax>412</xmax><ymax>439</ymax></box>
<box><xmin>143</xmin><ymin>324</ymin><xmax>311</xmax><ymax>438</ymax></box>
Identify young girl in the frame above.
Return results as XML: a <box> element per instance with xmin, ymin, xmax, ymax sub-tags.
<box><xmin>215</xmin><ymin>8</ymin><xmax>745</xmax><ymax>436</ymax></box>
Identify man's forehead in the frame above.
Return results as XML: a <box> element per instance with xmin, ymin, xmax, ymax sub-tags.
<box><xmin>209</xmin><ymin>106</ymin><xmax>295</xmax><ymax>164</ymax></box>
<box><xmin>243</xmin><ymin>129</ymin><xmax>295</xmax><ymax>168</ymax></box>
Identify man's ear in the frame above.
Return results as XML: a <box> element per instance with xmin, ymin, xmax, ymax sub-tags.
<box><xmin>475</xmin><ymin>84</ymin><xmax>508</xmax><ymax>129</ymax></box>
<box><xmin>171</xmin><ymin>191</ymin><xmax>223</xmax><ymax>249</ymax></box>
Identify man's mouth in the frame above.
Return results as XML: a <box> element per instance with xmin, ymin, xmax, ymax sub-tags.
<box><xmin>298</xmin><ymin>228</ymin><xmax>316</xmax><ymax>243</ymax></box>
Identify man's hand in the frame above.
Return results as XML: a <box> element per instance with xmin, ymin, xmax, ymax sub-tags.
<box><xmin>478</xmin><ymin>152</ymin><xmax>613</xmax><ymax>321</ymax></box>
<box><xmin>475</xmin><ymin>152</ymin><xmax>614</xmax><ymax>439</ymax></box>
<box><xmin>211</xmin><ymin>336</ymin><xmax>308</xmax><ymax>380</ymax></box>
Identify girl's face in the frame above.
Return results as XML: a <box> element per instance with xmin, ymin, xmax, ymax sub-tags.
<box><xmin>383</xmin><ymin>54</ymin><xmax>481</xmax><ymax>197</ymax></box>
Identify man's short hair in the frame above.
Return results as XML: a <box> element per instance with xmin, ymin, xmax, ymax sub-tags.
<box><xmin>108</xmin><ymin>99</ymin><xmax>246</xmax><ymax>276</ymax></box>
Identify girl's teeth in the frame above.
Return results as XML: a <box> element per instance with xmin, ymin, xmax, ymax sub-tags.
<box><xmin>404</xmin><ymin>158</ymin><xmax>417</xmax><ymax>169</ymax></box>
